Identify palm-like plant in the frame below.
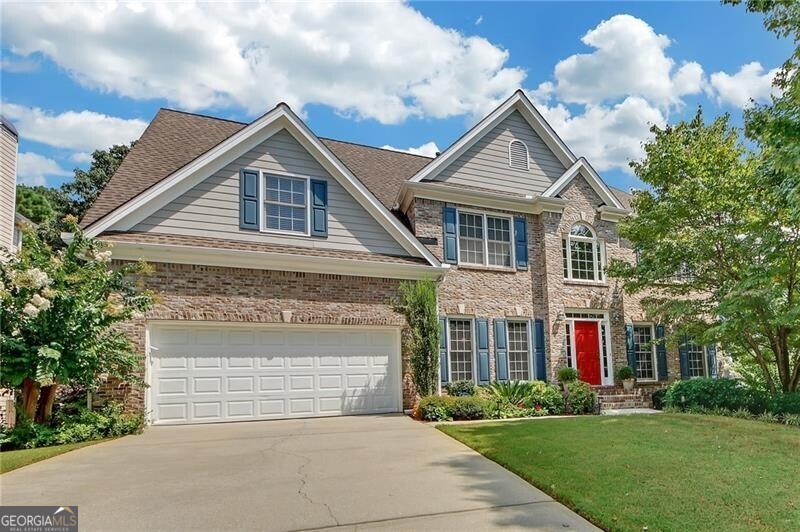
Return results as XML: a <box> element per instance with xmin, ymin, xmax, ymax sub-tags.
<box><xmin>483</xmin><ymin>380</ymin><xmax>533</xmax><ymax>407</ymax></box>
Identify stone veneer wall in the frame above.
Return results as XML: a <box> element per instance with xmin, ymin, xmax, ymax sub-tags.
<box><xmin>95</xmin><ymin>263</ymin><xmax>415</xmax><ymax>412</ymax></box>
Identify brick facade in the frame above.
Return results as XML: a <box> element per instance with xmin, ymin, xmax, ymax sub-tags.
<box><xmin>95</xmin><ymin>263</ymin><xmax>417</xmax><ymax>412</ymax></box>
<box><xmin>410</xmin><ymin>176</ymin><xmax>681</xmax><ymax>389</ymax></box>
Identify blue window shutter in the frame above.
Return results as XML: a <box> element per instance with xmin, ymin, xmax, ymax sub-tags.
<box><xmin>706</xmin><ymin>344</ymin><xmax>717</xmax><ymax>378</ymax></box>
<box><xmin>439</xmin><ymin>318</ymin><xmax>448</xmax><ymax>383</ymax></box>
<box><xmin>494</xmin><ymin>319</ymin><xmax>508</xmax><ymax>381</ymax></box>
<box><xmin>514</xmin><ymin>217</ymin><xmax>528</xmax><ymax>269</ymax></box>
<box><xmin>476</xmin><ymin>318</ymin><xmax>490</xmax><ymax>383</ymax></box>
<box><xmin>679</xmin><ymin>335</ymin><xmax>690</xmax><ymax>379</ymax></box>
<box><xmin>239</xmin><ymin>169</ymin><xmax>259</xmax><ymax>230</ymax></box>
<box><xmin>625</xmin><ymin>324</ymin><xmax>637</xmax><ymax>371</ymax></box>
<box><xmin>442</xmin><ymin>207</ymin><xmax>457</xmax><ymax>264</ymax></box>
<box><xmin>533</xmin><ymin>319</ymin><xmax>547</xmax><ymax>381</ymax></box>
<box><xmin>655</xmin><ymin>324</ymin><xmax>668</xmax><ymax>381</ymax></box>
<box><xmin>310</xmin><ymin>179</ymin><xmax>328</xmax><ymax>238</ymax></box>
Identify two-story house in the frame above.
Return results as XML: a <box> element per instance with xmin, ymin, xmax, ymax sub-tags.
<box><xmin>78</xmin><ymin>90</ymin><xmax>717</xmax><ymax>425</ymax></box>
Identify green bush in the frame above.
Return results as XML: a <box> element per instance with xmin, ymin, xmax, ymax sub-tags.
<box><xmin>484</xmin><ymin>398</ymin><xmax>528</xmax><ymax>419</ymax></box>
<box><xmin>482</xmin><ymin>380</ymin><xmax>532</xmax><ymax>406</ymax></box>
<box><xmin>557</xmin><ymin>367</ymin><xmax>578</xmax><ymax>383</ymax></box>
<box><xmin>523</xmin><ymin>381</ymin><xmax>564</xmax><ymax>415</ymax></box>
<box><xmin>769</xmin><ymin>393</ymin><xmax>800</xmax><ymax>415</ymax></box>
<box><xmin>758</xmin><ymin>412</ymin><xmax>779</xmax><ymax>423</ymax></box>
<box><xmin>564</xmin><ymin>381</ymin><xmax>596</xmax><ymax>414</ymax></box>
<box><xmin>783</xmin><ymin>414</ymin><xmax>800</xmax><ymax>427</ymax></box>
<box><xmin>664</xmin><ymin>379</ymin><xmax>769</xmax><ymax>414</ymax></box>
<box><xmin>651</xmin><ymin>388</ymin><xmax>667</xmax><ymax>410</ymax></box>
<box><xmin>615</xmin><ymin>366</ymin><xmax>635</xmax><ymax>381</ymax></box>
<box><xmin>418</xmin><ymin>396</ymin><xmax>453</xmax><ymax>421</ymax></box>
<box><xmin>445</xmin><ymin>380</ymin><xmax>477</xmax><ymax>397</ymax></box>
<box><xmin>0</xmin><ymin>401</ymin><xmax>144</xmax><ymax>450</ymax></box>
<box><xmin>449</xmin><ymin>396</ymin><xmax>490</xmax><ymax>420</ymax></box>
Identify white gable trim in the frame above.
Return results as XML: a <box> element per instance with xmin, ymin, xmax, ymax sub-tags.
<box><xmin>407</xmin><ymin>90</ymin><xmax>577</xmax><ymax>186</ymax></box>
<box><xmin>83</xmin><ymin>105</ymin><xmax>440</xmax><ymax>267</ymax></box>
<box><xmin>541</xmin><ymin>158</ymin><xmax>624</xmax><ymax>209</ymax></box>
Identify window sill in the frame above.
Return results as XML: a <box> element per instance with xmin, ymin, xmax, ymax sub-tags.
<box><xmin>456</xmin><ymin>263</ymin><xmax>522</xmax><ymax>273</ymax></box>
<box><xmin>562</xmin><ymin>279</ymin><xmax>608</xmax><ymax>288</ymax></box>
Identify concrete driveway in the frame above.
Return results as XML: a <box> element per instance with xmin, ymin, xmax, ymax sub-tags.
<box><xmin>0</xmin><ymin>415</ymin><xmax>597</xmax><ymax>531</ymax></box>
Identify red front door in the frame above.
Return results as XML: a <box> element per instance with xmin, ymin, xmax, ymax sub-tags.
<box><xmin>574</xmin><ymin>321</ymin><xmax>601</xmax><ymax>385</ymax></box>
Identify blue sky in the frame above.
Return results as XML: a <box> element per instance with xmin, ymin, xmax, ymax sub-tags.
<box><xmin>0</xmin><ymin>2</ymin><xmax>792</xmax><ymax>192</ymax></box>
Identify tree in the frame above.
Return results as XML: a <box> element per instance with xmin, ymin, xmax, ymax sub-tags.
<box><xmin>395</xmin><ymin>279</ymin><xmax>440</xmax><ymax>397</ymax></box>
<box><xmin>57</xmin><ymin>143</ymin><xmax>133</xmax><ymax>219</ymax></box>
<box><xmin>0</xmin><ymin>220</ymin><xmax>154</xmax><ymax>423</ymax></box>
<box><xmin>606</xmin><ymin>110</ymin><xmax>799</xmax><ymax>393</ymax></box>
<box><xmin>15</xmin><ymin>185</ymin><xmax>56</xmax><ymax>224</ymax></box>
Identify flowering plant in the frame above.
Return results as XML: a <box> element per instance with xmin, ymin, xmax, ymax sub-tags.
<box><xmin>0</xmin><ymin>219</ymin><xmax>154</xmax><ymax>423</ymax></box>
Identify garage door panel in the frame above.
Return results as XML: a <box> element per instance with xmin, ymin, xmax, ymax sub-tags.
<box><xmin>150</xmin><ymin>325</ymin><xmax>400</xmax><ymax>425</ymax></box>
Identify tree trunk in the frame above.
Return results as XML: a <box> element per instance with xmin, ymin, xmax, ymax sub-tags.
<box><xmin>35</xmin><ymin>381</ymin><xmax>59</xmax><ymax>424</ymax></box>
<box><xmin>20</xmin><ymin>378</ymin><xmax>41</xmax><ymax>420</ymax></box>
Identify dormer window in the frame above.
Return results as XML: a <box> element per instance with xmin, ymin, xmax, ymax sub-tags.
<box><xmin>508</xmin><ymin>139</ymin><xmax>529</xmax><ymax>170</ymax></box>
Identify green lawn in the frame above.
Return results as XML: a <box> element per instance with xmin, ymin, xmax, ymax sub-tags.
<box><xmin>439</xmin><ymin>414</ymin><xmax>800</xmax><ymax>532</ymax></box>
<box><xmin>0</xmin><ymin>440</ymin><xmax>106</xmax><ymax>474</ymax></box>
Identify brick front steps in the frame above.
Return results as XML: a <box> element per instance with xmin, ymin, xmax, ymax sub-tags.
<box><xmin>594</xmin><ymin>385</ymin><xmax>648</xmax><ymax>412</ymax></box>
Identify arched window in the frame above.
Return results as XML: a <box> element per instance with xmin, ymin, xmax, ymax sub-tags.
<box><xmin>562</xmin><ymin>223</ymin><xmax>605</xmax><ymax>281</ymax></box>
<box><xmin>508</xmin><ymin>139</ymin><xmax>529</xmax><ymax>170</ymax></box>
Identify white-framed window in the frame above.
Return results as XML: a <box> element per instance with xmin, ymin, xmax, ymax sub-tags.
<box><xmin>456</xmin><ymin>210</ymin><xmax>514</xmax><ymax>267</ymax></box>
<box><xmin>507</xmin><ymin>321</ymin><xmax>531</xmax><ymax>380</ymax></box>
<box><xmin>263</xmin><ymin>174</ymin><xmax>309</xmax><ymax>235</ymax></box>
<box><xmin>633</xmin><ymin>324</ymin><xmax>658</xmax><ymax>381</ymax></box>
<box><xmin>562</xmin><ymin>223</ymin><xmax>605</xmax><ymax>282</ymax></box>
<box><xmin>686</xmin><ymin>340</ymin><xmax>707</xmax><ymax>378</ymax></box>
<box><xmin>508</xmin><ymin>139</ymin><xmax>530</xmax><ymax>170</ymax></box>
<box><xmin>448</xmin><ymin>319</ymin><xmax>475</xmax><ymax>381</ymax></box>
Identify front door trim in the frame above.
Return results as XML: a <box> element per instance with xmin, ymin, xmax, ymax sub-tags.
<box><xmin>564</xmin><ymin>310</ymin><xmax>614</xmax><ymax>386</ymax></box>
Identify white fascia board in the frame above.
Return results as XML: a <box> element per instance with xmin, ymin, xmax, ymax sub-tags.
<box><xmin>400</xmin><ymin>182</ymin><xmax>565</xmax><ymax>215</ymax></box>
<box><xmin>598</xmin><ymin>205</ymin><xmax>629</xmax><ymax>222</ymax></box>
<box><xmin>106</xmin><ymin>240</ymin><xmax>449</xmax><ymax>281</ymax></box>
<box><xmin>541</xmin><ymin>158</ymin><xmax>624</xmax><ymax>210</ymax></box>
<box><xmin>406</xmin><ymin>90</ymin><xmax>577</xmax><ymax>186</ymax></box>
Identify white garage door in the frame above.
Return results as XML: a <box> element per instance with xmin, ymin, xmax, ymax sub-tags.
<box><xmin>148</xmin><ymin>324</ymin><xmax>401</xmax><ymax>425</ymax></box>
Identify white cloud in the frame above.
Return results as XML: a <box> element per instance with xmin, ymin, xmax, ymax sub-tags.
<box><xmin>0</xmin><ymin>102</ymin><xmax>147</xmax><ymax>152</ymax></box>
<box><xmin>380</xmin><ymin>141</ymin><xmax>439</xmax><ymax>157</ymax></box>
<box><xmin>1</xmin><ymin>2</ymin><xmax>525</xmax><ymax>124</ymax></box>
<box><xmin>709</xmin><ymin>62</ymin><xmax>781</xmax><ymax>108</ymax></box>
<box><xmin>475</xmin><ymin>15</ymin><xmax>483</xmax><ymax>26</ymax></box>
<box><xmin>16</xmin><ymin>152</ymin><xmax>71</xmax><ymax>186</ymax></box>
<box><xmin>534</xmin><ymin>96</ymin><xmax>665</xmax><ymax>174</ymax></box>
<box><xmin>1</xmin><ymin>56</ymin><xmax>39</xmax><ymax>73</ymax></box>
<box><xmin>548</xmin><ymin>14</ymin><xmax>704</xmax><ymax>108</ymax></box>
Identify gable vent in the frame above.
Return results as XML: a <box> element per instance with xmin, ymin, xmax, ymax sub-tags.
<box><xmin>508</xmin><ymin>139</ymin><xmax>529</xmax><ymax>171</ymax></box>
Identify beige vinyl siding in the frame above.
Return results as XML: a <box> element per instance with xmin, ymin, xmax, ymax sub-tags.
<box><xmin>0</xmin><ymin>126</ymin><xmax>17</xmax><ymax>250</ymax></box>
<box><xmin>133</xmin><ymin>129</ymin><xmax>409</xmax><ymax>256</ymax></box>
<box><xmin>435</xmin><ymin>111</ymin><xmax>566</xmax><ymax>196</ymax></box>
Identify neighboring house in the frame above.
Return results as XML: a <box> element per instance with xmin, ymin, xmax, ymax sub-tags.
<box><xmin>0</xmin><ymin>115</ymin><xmax>18</xmax><ymax>252</ymax></box>
<box><xmin>79</xmin><ymin>90</ymin><xmax>718</xmax><ymax>425</ymax></box>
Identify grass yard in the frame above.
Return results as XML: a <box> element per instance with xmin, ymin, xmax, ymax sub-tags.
<box><xmin>439</xmin><ymin>414</ymin><xmax>800</xmax><ymax>532</ymax></box>
<box><xmin>0</xmin><ymin>440</ymin><xmax>106</xmax><ymax>474</ymax></box>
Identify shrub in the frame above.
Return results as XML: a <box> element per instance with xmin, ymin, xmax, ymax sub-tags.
<box><xmin>651</xmin><ymin>388</ymin><xmax>667</xmax><ymax>410</ymax></box>
<box><xmin>564</xmin><ymin>381</ymin><xmax>596</xmax><ymax>414</ymax></box>
<box><xmin>615</xmin><ymin>366</ymin><xmax>634</xmax><ymax>381</ymax></box>
<box><xmin>732</xmin><ymin>408</ymin><xmax>753</xmax><ymax>419</ymax></box>
<box><xmin>523</xmin><ymin>381</ymin><xmax>564</xmax><ymax>415</ymax></box>
<box><xmin>449</xmin><ymin>396</ymin><xmax>490</xmax><ymax>420</ymax></box>
<box><xmin>418</xmin><ymin>396</ymin><xmax>453</xmax><ymax>421</ymax></box>
<box><xmin>758</xmin><ymin>412</ymin><xmax>779</xmax><ymax>423</ymax></box>
<box><xmin>557</xmin><ymin>367</ymin><xmax>578</xmax><ymax>383</ymax></box>
<box><xmin>395</xmin><ymin>280</ymin><xmax>439</xmax><ymax>397</ymax></box>
<box><xmin>769</xmin><ymin>393</ymin><xmax>800</xmax><ymax>415</ymax></box>
<box><xmin>418</xmin><ymin>395</ymin><xmax>490</xmax><ymax>421</ymax></box>
<box><xmin>664</xmin><ymin>378</ymin><xmax>769</xmax><ymax>414</ymax></box>
<box><xmin>0</xmin><ymin>401</ymin><xmax>144</xmax><ymax>450</ymax></box>
<box><xmin>484</xmin><ymin>398</ymin><xmax>526</xmax><ymax>419</ymax></box>
<box><xmin>482</xmin><ymin>380</ymin><xmax>532</xmax><ymax>406</ymax></box>
<box><xmin>445</xmin><ymin>380</ymin><xmax>476</xmax><ymax>397</ymax></box>
<box><xmin>783</xmin><ymin>414</ymin><xmax>800</xmax><ymax>427</ymax></box>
